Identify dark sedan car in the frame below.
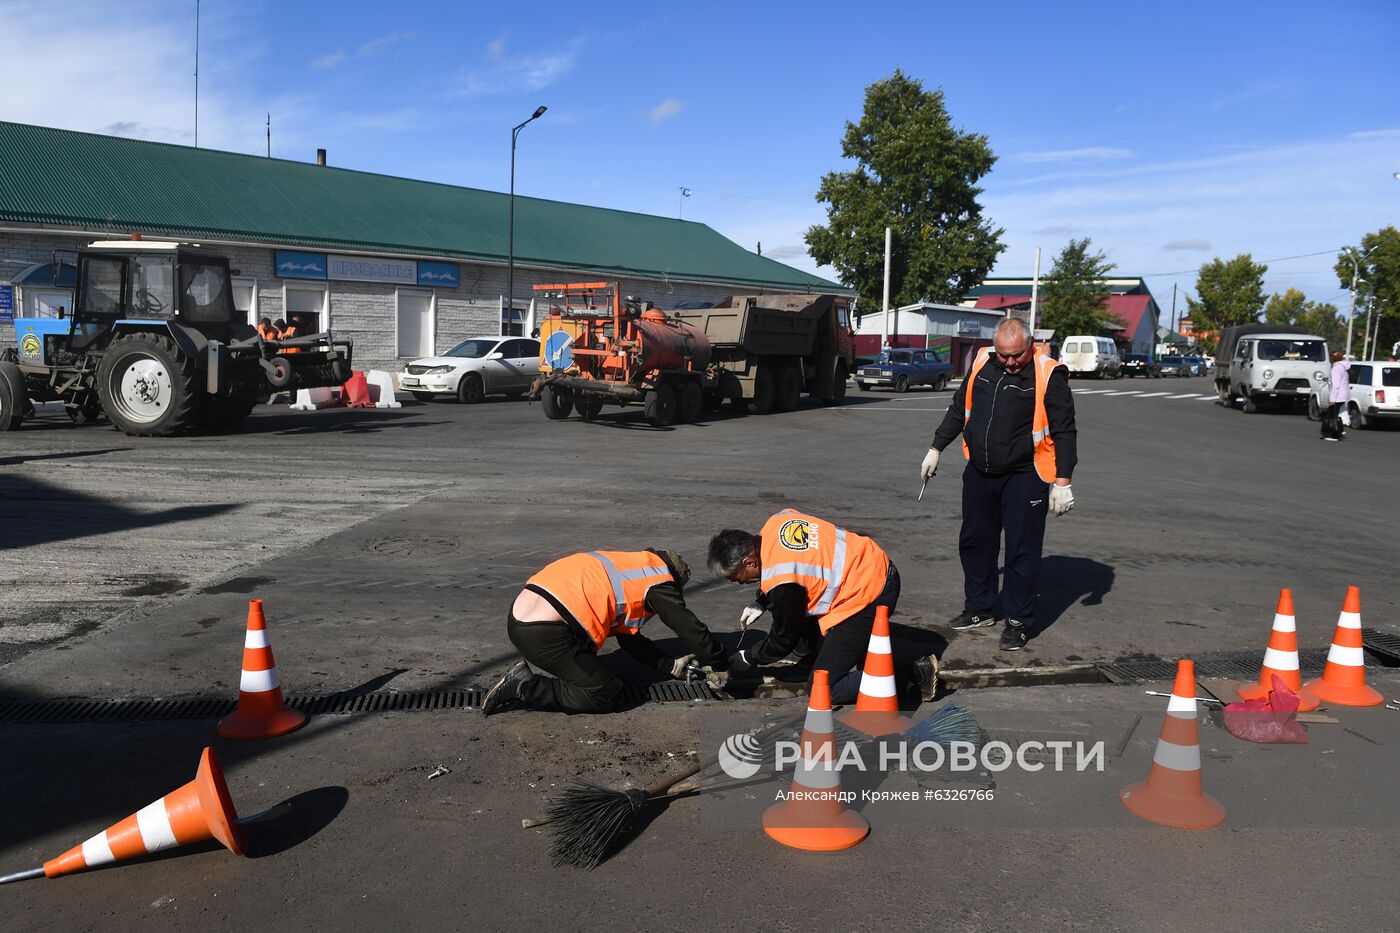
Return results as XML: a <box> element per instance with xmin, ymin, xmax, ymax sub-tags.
<box><xmin>1122</xmin><ymin>354</ymin><xmax>1160</xmax><ymax>378</ymax></box>
<box><xmin>1158</xmin><ymin>356</ymin><xmax>1186</xmax><ymax>377</ymax></box>
<box><xmin>1182</xmin><ymin>355</ymin><xmax>1206</xmax><ymax>376</ymax></box>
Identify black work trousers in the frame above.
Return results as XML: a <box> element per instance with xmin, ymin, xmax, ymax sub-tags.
<box><xmin>506</xmin><ymin>614</ymin><xmax>628</xmax><ymax>714</ymax></box>
<box><xmin>812</xmin><ymin>563</ymin><xmax>902</xmax><ymax>706</ymax></box>
<box><xmin>959</xmin><ymin>464</ymin><xmax>1048</xmax><ymax>628</ymax></box>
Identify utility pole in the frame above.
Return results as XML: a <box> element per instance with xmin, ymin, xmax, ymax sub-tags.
<box><xmin>1029</xmin><ymin>246</ymin><xmax>1041</xmax><ymax>331</ymax></box>
<box><xmin>1344</xmin><ymin>245</ymin><xmax>1376</xmax><ymax>357</ymax></box>
<box><xmin>881</xmin><ymin>227</ymin><xmax>892</xmax><ymax>349</ymax></box>
<box><xmin>1362</xmin><ymin>295</ymin><xmax>1376</xmax><ymax>359</ymax></box>
<box><xmin>266</xmin><ymin>113</ymin><xmax>271</xmax><ymax>157</ymax></box>
<box><xmin>194</xmin><ymin>0</ymin><xmax>200</xmax><ymax>147</ymax></box>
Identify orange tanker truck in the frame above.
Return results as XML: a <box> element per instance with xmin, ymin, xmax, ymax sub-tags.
<box><xmin>530</xmin><ymin>282</ymin><xmax>855</xmax><ymax>427</ymax></box>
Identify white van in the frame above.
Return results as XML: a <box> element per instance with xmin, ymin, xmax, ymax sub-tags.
<box><xmin>1060</xmin><ymin>336</ymin><xmax>1121</xmax><ymax>379</ymax></box>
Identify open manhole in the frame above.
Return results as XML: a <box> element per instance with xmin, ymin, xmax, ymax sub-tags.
<box><xmin>366</xmin><ymin>536</ymin><xmax>460</xmax><ymax>557</ymax></box>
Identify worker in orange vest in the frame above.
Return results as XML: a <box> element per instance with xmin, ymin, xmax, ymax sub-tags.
<box><xmin>276</xmin><ymin>317</ymin><xmax>301</xmax><ymax>353</ymax></box>
<box><xmin>920</xmin><ymin>317</ymin><xmax>1077</xmax><ymax>652</ymax></box>
<box><xmin>255</xmin><ymin>317</ymin><xmax>277</xmax><ymax>341</ymax></box>
<box><xmin>708</xmin><ymin>511</ymin><xmax>938</xmax><ymax>704</ymax></box>
<box><xmin>482</xmin><ymin>549</ymin><xmax>728</xmax><ymax>715</ymax></box>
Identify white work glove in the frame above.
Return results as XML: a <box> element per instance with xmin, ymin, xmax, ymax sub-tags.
<box><xmin>920</xmin><ymin>448</ymin><xmax>940</xmax><ymax>481</ymax></box>
<box><xmin>1049</xmin><ymin>484</ymin><xmax>1074</xmax><ymax>516</ymax></box>
<box><xmin>669</xmin><ymin>654</ymin><xmax>697</xmax><ymax>679</ymax></box>
<box><xmin>738</xmin><ymin>602</ymin><xmax>764</xmax><ymax>629</ymax></box>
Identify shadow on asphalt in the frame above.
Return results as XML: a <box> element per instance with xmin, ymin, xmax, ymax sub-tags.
<box><xmin>0</xmin><ymin>447</ymin><xmax>131</xmax><ymax>467</ymax></box>
<box><xmin>1034</xmin><ymin>555</ymin><xmax>1116</xmax><ymax>639</ymax></box>
<box><xmin>245</xmin><ymin>786</ymin><xmax>349</xmax><ymax>859</ymax></box>
<box><xmin>0</xmin><ymin>476</ymin><xmax>237</xmax><ymax>551</ymax></box>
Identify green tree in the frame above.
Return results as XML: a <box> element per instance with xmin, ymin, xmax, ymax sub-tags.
<box><xmin>805</xmin><ymin>69</ymin><xmax>1004</xmax><ymax>310</ymax></box>
<box><xmin>1334</xmin><ymin>226</ymin><xmax>1400</xmax><ymax>357</ymax></box>
<box><xmin>1037</xmin><ymin>238</ymin><xmax>1119</xmax><ymax>337</ymax></box>
<box><xmin>1185</xmin><ymin>254</ymin><xmax>1268</xmax><ymax>334</ymax></box>
<box><xmin>1263</xmin><ymin>288</ymin><xmax>1343</xmax><ymax>347</ymax></box>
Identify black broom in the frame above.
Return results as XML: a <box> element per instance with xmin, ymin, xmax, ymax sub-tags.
<box><xmin>540</xmin><ymin>702</ymin><xmax>979</xmax><ymax>869</ymax></box>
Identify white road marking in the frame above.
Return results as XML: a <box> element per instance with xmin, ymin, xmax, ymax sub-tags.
<box><xmin>1166</xmin><ymin>393</ymin><xmax>1203</xmax><ymax>399</ymax></box>
<box><xmin>1073</xmin><ymin>389</ymin><xmax>1112</xmax><ymax>395</ymax></box>
<box><xmin>845</xmin><ymin>406</ymin><xmax>950</xmax><ymax>412</ymax></box>
<box><xmin>1104</xmin><ymin>391</ymin><xmax>1142</xmax><ymax>396</ymax></box>
<box><xmin>1197</xmin><ymin>395</ymin><xmax>1219</xmax><ymax>401</ymax></box>
<box><xmin>1135</xmin><ymin>392</ymin><xmax>1171</xmax><ymax>398</ymax></box>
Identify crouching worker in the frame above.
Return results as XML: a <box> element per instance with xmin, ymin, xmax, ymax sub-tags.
<box><xmin>482</xmin><ymin>549</ymin><xmax>728</xmax><ymax>715</ymax></box>
<box><xmin>708</xmin><ymin>510</ymin><xmax>937</xmax><ymax>705</ymax></box>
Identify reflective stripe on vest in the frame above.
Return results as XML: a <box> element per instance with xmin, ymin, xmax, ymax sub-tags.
<box><xmin>960</xmin><ymin>347</ymin><xmax>1064</xmax><ymax>483</ymax></box>
<box><xmin>759</xmin><ymin>512</ymin><xmax>887</xmax><ymax>633</ymax></box>
<box><xmin>588</xmin><ymin>551</ymin><xmax>671</xmax><ymax>628</ymax></box>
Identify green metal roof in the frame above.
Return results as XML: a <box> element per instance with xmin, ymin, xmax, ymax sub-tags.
<box><xmin>0</xmin><ymin>121</ymin><xmax>842</xmax><ymax>292</ymax></box>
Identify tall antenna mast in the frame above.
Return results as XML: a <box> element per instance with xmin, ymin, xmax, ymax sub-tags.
<box><xmin>194</xmin><ymin>0</ymin><xmax>200</xmax><ymax>146</ymax></box>
<box><xmin>266</xmin><ymin>113</ymin><xmax>271</xmax><ymax>157</ymax></box>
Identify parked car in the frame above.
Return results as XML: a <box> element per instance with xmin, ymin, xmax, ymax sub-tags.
<box><xmin>1060</xmin><ymin>336</ymin><xmax>1121</xmax><ymax>378</ymax></box>
<box><xmin>399</xmin><ymin>336</ymin><xmax>541</xmax><ymax>403</ymax></box>
<box><xmin>1157</xmin><ymin>356</ymin><xmax>1185</xmax><ymax>377</ymax></box>
<box><xmin>1182</xmin><ymin>355</ymin><xmax>1206</xmax><ymax>376</ymax></box>
<box><xmin>1307</xmin><ymin>360</ymin><xmax>1400</xmax><ymax>428</ymax></box>
<box><xmin>856</xmin><ymin>347</ymin><xmax>953</xmax><ymax>393</ymax></box>
<box><xmin>1121</xmin><ymin>354</ymin><xmax>1160</xmax><ymax>378</ymax></box>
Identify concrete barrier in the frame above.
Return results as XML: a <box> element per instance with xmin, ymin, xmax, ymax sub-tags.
<box><xmin>290</xmin><ymin>387</ymin><xmax>338</xmax><ymax>411</ymax></box>
<box><xmin>365</xmin><ymin>370</ymin><xmax>402</xmax><ymax>409</ymax></box>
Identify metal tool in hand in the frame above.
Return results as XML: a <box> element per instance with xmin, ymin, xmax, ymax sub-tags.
<box><xmin>918</xmin><ymin>477</ymin><xmax>929</xmax><ymax>502</ymax></box>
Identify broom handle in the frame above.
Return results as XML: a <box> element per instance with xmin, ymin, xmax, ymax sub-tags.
<box><xmin>644</xmin><ymin>708</ymin><xmax>811</xmax><ymax>798</ymax></box>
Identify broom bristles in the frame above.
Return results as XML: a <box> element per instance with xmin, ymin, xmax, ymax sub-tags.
<box><xmin>901</xmin><ymin>703</ymin><xmax>981</xmax><ymax>747</ymax></box>
<box><xmin>545</xmin><ymin>783</ymin><xmax>648</xmax><ymax>870</ymax></box>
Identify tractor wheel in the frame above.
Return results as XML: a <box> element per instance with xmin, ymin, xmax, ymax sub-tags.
<box><xmin>540</xmin><ymin>384</ymin><xmax>574</xmax><ymax>420</ymax></box>
<box><xmin>96</xmin><ymin>333</ymin><xmax>201</xmax><ymax>436</ymax></box>
<box><xmin>644</xmin><ymin>384</ymin><xmax>676</xmax><ymax>427</ymax></box>
<box><xmin>751</xmin><ymin>365</ymin><xmax>776</xmax><ymax>414</ymax></box>
<box><xmin>676</xmin><ymin>380</ymin><xmax>703</xmax><ymax>423</ymax></box>
<box><xmin>822</xmin><ymin>361</ymin><xmax>849</xmax><ymax>406</ymax></box>
<box><xmin>577</xmin><ymin>397</ymin><xmax>604</xmax><ymax>422</ymax></box>
<box><xmin>410</xmin><ymin>391</ymin><xmax>436</xmax><ymax>403</ymax></box>
<box><xmin>198</xmin><ymin>387</ymin><xmax>260</xmax><ymax>432</ymax></box>
<box><xmin>0</xmin><ymin>362</ymin><xmax>30</xmax><ymax>431</ymax></box>
<box><xmin>457</xmin><ymin>373</ymin><xmax>485</xmax><ymax>404</ymax></box>
<box><xmin>775</xmin><ymin>365</ymin><xmax>802</xmax><ymax>411</ymax></box>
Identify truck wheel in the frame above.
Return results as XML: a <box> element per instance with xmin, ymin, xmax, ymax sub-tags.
<box><xmin>1306</xmin><ymin>395</ymin><xmax>1322</xmax><ymax>422</ymax></box>
<box><xmin>644</xmin><ymin>384</ymin><xmax>676</xmax><ymax>427</ymax></box>
<box><xmin>822</xmin><ymin>362</ymin><xmax>849</xmax><ymax>406</ymax></box>
<box><xmin>894</xmin><ymin>374</ymin><xmax>910</xmax><ymax>394</ymax></box>
<box><xmin>751</xmin><ymin>366</ymin><xmax>776</xmax><ymax>414</ymax></box>
<box><xmin>1241</xmin><ymin>390</ymin><xmax>1257</xmax><ymax>414</ymax></box>
<box><xmin>775</xmin><ymin>365</ymin><xmax>802</xmax><ymax>411</ymax></box>
<box><xmin>96</xmin><ymin>333</ymin><xmax>200</xmax><ymax>436</ymax></box>
<box><xmin>457</xmin><ymin>374</ymin><xmax>485</xmax><ymax>404</ymax></box>
<box><xmin>0</xmin><ymin>362</ymin><xmax>29</xmax><ymax>431</ymax></box>
<box><xmin>577</xmin><ymin>397</ymin><xmax>604</xmax><ymax>422</ymax></box>
<box><xmin>676</xmin><ymin>381</ymin><xmax>703</xmax><ymax>423</ymax></box>
<box><xmin>541</xmin><ymin>384</ymin><xmax>574</xmax><ymax>420</ymax></box>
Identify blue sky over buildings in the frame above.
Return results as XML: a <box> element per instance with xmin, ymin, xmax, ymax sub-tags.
<box><xmin>4</xmin><ymin>0</ymin><xmax>1397</xmax><ymax>316</ymax></box>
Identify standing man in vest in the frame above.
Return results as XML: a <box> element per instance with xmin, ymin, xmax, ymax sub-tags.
<box><xmin>708</xmin><ymin>512</ymin><xmax>938</xmax><ymax>704</ymax></box>
<box><xmin>920</xmin><ymin>318</ymin><xmax>1077</xmax><ymax>651</ymax></box>
<box><xmin>482</xmin><ymin>549</ymin><xmax>728</xmax><ymax>715</ymax></box>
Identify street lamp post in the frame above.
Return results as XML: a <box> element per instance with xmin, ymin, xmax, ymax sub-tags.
<box><xmin>1343</xmin><ymin>245</ymin><xmax>1377</xmax><ymax>357</ymax></box>
<box><xmin>507</xmin><ymin>105</ymin><xmax>547</xmax><ymax>334</ymax></box>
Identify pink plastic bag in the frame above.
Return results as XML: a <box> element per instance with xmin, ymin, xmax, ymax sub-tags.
<box><xmin>1223</xmin><ymin>674</ymin><xmax>1308</xmax><ymax>744</ymax></box>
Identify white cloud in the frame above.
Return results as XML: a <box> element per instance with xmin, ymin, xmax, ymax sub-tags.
<box><xmin>649</xmin><ymin>98</ymin><xmax>685</xmax><ymax>124</ymax></box>
<box><xmin>313</xmin><ymin>30</ymin><xmax>413</xmax><ymax>70</ymax></box>
<box><xmin>1349</xmin><ymin>128</ymin><xmax>1400</xmax><ymax>140</ymax></box>
<box><xmin>1162</xmin><ymin>238</ymin><xmax>1211</xmax><ymax>252</ymax></box>
<box><xmin>312</xmin><ymin>50</ymin><xmax>346</xmax><ymax>70</ymax></box>
<box><xmin>451</xmin><ymin>40</ymin><xmax>580</xmax><ymax>98</ymax></box>
<box><xmin>485</xmin><ymin>34</ymin><xmax>507</xmax><ymax>62</ymax></box>
<box><xmin>1016</xmin><ymin>147</ymin><xmax>1134</xmax><ymax>163</ymax></box>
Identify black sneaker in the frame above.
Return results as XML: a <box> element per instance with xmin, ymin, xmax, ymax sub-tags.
<box><xmin>948</xmin><ymin>609</ymin><xmax>1000</xmax><ymax>630</ymax></box>
<box><xmin>913</xmin><ymin>654</ymin><xmax>941</xmax><ymax>701</ymax></box>
<box><xmin>482</xmin><ymin>659</ymin><xmax>534</xmax><ymax>715</ymax></box>
<box><xmin>999</xmin><ymin>621</ymin><xmax>1029</xmax><ymax>651</ymax></box>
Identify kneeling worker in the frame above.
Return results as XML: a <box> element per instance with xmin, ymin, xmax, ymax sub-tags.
<box><xmin>708</xmin><ymin>511</ymin><xmax>937</xmax><ymax>705</ymax></box>
<box><xmin>483</xmin><ymin>549</ymin><xmax>727</xmax><ymax>715</ymax></box>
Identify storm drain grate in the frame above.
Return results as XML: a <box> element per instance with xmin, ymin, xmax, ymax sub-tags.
<box><xmin>1362</xmin><ymin>628</ymin><xmax>1400</xmax><ymax>664</ymax></box>
<box><xmin>1097</xmin><ymin>649</ymin><xmax>1330</xmax><ymax>684</ymax></box>
<box><xmin>0</xmin><ymin>681</ymin><xmax>715</xmax><ymax>726</ymax></box>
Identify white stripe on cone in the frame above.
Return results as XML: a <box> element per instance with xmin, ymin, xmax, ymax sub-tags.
<box><xmin>859</xmin><ymin>673</ymin><xmax>898</xmax><ymax>698</ymax></box>
<box><xmin>804</xmin><ymin>708</ymin><xmax>833</xmax><ymax>734</ymax></box>
<box><xmin>1338</xmin><ymin>611</ymin><xmax>1361</xmax><ymax>630</ymax></box>
<box><xmin>793</xmin><ymin>756</ymin><xmax>842</xmax><ymax>790</ymax></box>
<box><xmin>1325</xmin><ymin>644</ymin><xmax>1366</xmax><ymax>666</ymax></box>
<box><xmin>136</xmin><ymin>799</ymin><xmax>180</xmax><ymax>853</ymax></box>
<box><xmin>1166</xmin><ymin>694</ymin><xmax>1196</xmax><ymax>715</ymax></box>
<box><xmin>81</xmin><ymin>833</ymin><xmax>116</xmax><ymax>868</ymax></box>
<box><xmin>1261</xmin><ymin>647</ymin><xmax>1300</xmax><ymax>671</ymax></box>
<box><xmin>240</xmin><ymin>666</ymin><xmax>280</xmax><ymax>693</ymax></box>
<box><xmin>866</xmin><ymin>635</ymin><xmax>892</xmax><ymax>655</ymax></box>
<box><xmin>1271</xmin><ymin>613</ymin><xmax>1296</xmax><ymax>633</ymax></box>
<box><xmin>244</xmin><ymin>630</ymin><xmax>271</xmax><ymax>649</ymax></box>
<box><xmin>1152</xmin><ymin>738</ymin><xmax>1201</xmax><ymax>772</ymax></box>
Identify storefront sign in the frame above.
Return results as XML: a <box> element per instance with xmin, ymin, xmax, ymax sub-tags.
<box><xmin>0</xmin><ymin>284</ymin><xmax>13</xmax><ymax>322</ymax></box>
<box><xmin>275</xmin><ymin>250</ymin><xmax>458</xmax><ymax>288</ymax></box>
<box><xmin>417</xmin><ymin>261</ymin><xmax>459</xmax><ymax>288</ymax></box>
<box><xmin>275</xmin><ymin>250</ymin><xmax>328</xmax><ymax>279</ymax></box>
<box><xmin>958</xmin><ymin>318</ymin><xmax>983</xmax><ymax>336</ymax></box>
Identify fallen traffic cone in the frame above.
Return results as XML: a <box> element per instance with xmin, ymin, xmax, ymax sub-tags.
<box><xmin>217</xmin><ymin>599</ymin><xmax>307</xmax><ymax>740</ymax></box>
<box><xmin>839</xmin><ymin>606</ymin><xmax>913</xmax><ymax>737</ymax></box>
<box><xmin>763</xmin><ymin>669</ymin><xmax>869</xmax><ymax>852</ymax></box>
<box><xmin>1120</xmin><ymin>659</ymin><xmax>1226</xmax><ymax>830</ymax></box>
<box><xmin>43</xmin><ymin>748</ymin><xmax>244</xmax><ymax>879</ymax></box>
<box><xmin>1237</xmin><ymin>589</ymin><xmax>1320</xmax><ymax>710</ymax></box>
<box><xmin>1304</xmin><ymin>587</ymin><xmax>1384</xmax><ymax>707</ymax></box>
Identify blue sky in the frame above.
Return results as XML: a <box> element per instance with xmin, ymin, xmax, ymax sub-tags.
<box><xmin>4</xmin><ymin>0</ymin><xmax>1398</xmax><ymax>318</ymax></box>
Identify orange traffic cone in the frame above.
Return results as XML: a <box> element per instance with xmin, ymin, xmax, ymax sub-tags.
<box><xmin>763</xmin><ymin>669</ymin><xmax>869</xmax><ymax>852</ymax></box>
<box><xmin>43</xmin><ymin>748</ymin><xmax>244</xmax><ymax>878</ymax></box>
<box><xmin>1120</xmin><ymin>659</ymin><xmax>1226</xmax><ymax>830</ymax></box>
<box><xmin>839</xmin><ymin>606</ymin><xmax>912</xmax><ymax>737</ymax></box>
<box><xmin>217</xmin><ymin>599</ymin><xmax>307</xmax><ymax>740</ymax></box>
<box><xmin>1238</xmin><ymin>589</ymin><xmax>1320</xmax><ymax>711</ymax></box>
<box><xmin>1305</xmin><ymin>587</ymin><xmax>1383</xmax><ymax>707</ymax></box>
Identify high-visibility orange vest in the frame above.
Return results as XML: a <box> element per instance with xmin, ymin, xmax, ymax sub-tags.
<box><xmin>960</xmin><ymin>347</ymin><xmax>1064</xmax><ymax>483</ymax></box>
<box><xmin>278</xmin><ymin>325</ymin><xmax>300</xmax><ymax>353</ymax></box>
<box><xmin>758</xmin><ymin>510</ymin><xmax>889</xmax><ymax>634</ymax></box>
<box><xmin>526</xmin><ymin>551</ymin><xmax>675</xmax><ymax>651</ymax></box>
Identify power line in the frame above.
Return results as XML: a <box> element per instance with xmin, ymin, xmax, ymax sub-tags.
<box><xmin>1139</xmin><ymin>248</ymin><xmax>1342</xmax><ymax>278</ymax></box>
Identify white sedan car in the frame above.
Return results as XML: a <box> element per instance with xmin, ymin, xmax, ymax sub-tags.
<box><xmin>399</xmin><ymin>336</ymin><xmax>541</xmax><ymax>403</ymax></box>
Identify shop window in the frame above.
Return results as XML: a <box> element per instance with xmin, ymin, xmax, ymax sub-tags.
<box><xmin>284</xmin><ymin>282</ymin><xmax>327</xmax><ymax>334</ymax></box>
<box><xmin>232</xmin><ymin>277</ymin><xmax>258</xmax><ymax>327</ymax></box>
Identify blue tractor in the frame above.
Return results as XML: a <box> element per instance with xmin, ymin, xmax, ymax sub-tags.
<box><xmin>1</xmin><ymin>240</ymin><xmax>352</xmax><ymax>435</ymax></box>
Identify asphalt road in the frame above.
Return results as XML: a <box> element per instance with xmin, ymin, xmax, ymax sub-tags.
<box><xmin>2</xmin><ymin>374</ymin><xmax>1397</xmax><ymax>930</ymax></box>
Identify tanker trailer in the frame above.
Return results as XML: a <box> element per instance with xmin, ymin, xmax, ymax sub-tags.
<box><xmin>530</xmin><ymin>282</ymin><xmax>713</xmax><ymax>427</ymax></box>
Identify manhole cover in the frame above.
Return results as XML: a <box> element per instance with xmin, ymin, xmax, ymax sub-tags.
<box><xmin>367</xmin><ymin>536</ymin><xmax>460</xmax><ymax>557</ymax></box>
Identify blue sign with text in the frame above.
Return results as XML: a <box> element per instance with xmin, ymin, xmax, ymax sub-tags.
<box><xmin>417</xmin><ymin>261</ymin><xmax>459</xmax><ymax>288</ymax></box>
<box><xmin>0</xmin><ymin>284</ymin><xmax>12</xmax><ymax>322</ymax></box>
<box><xmin>275</xmin><ymin>250</ymin><xmax>328</xmax><ymax>279</ymax></box>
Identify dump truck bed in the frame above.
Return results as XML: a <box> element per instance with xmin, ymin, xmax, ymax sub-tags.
<box><xmin>675</xmin><ymin>294</ymin><xmax>836</xmax><ymax>357</ymax></box>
